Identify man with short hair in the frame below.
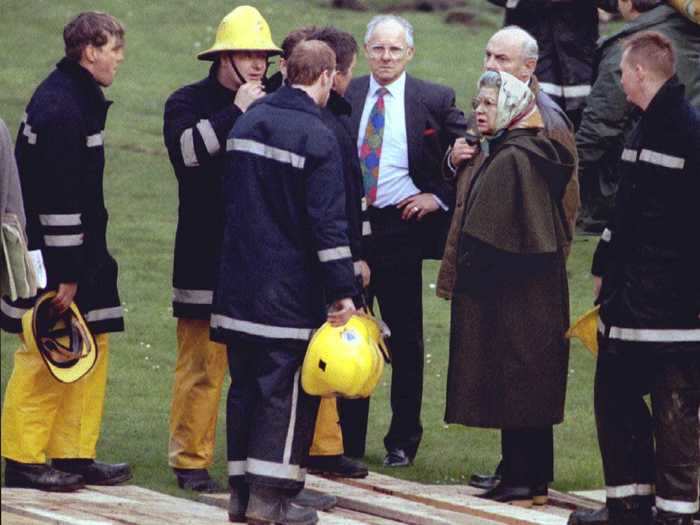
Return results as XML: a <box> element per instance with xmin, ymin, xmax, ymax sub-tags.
<box><xmin>1</xmin><ymin>11</ymin><xmax>131</xmax><ymax>492</ymax></box>
<box><xmin>569</xmin><ymin>30</ymin><xmax>700</xmax><ymax>525</ymax></box>
<box><xmin>576</xmin><ymin>0</ymin><xmax>700</xmax><ymax>233</ymax></box>
<box><xmin>163</xmin><ymin>5</ymin><xmax>281</xmax><ymax>492</ymax></box>
<box><xmin>345</xmin><ymin>14</ymin><xmax>467</xmax><ymax>467</ymax></box>
<box><xmin>211</xmin><ymin>39</ymin><xmax>357</xmax><ymax>524</ymax></box>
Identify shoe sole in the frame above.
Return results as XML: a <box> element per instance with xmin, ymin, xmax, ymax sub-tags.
<box><xmin>5</xmin><ymin>480</ymin><xmax>86</xmax><ymax>492</ymax></box>
<box><xmin>307</xmin><ymin>469</ymin><xmax>369</xmax><ymax>479</ymax></box>
<box><xmin>85</xmin><ymin>472</ymin><xmax>133</xmax><ymax>486</ymax></box>
<box><xmin>508</xmin><ymin>499</ymin><xmax>534</xmax><ymax>508</ymax></box>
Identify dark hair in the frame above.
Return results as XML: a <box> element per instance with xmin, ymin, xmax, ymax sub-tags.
<box><xmin>630</xmin><ymin>0</ymin><xmax>664</xmax><ymax>13</ymax></box>
<box><xmin>286</xmin><ymin>40</ymin><xmax>336</xmax><ymax>86</ymax></box>
<box><xmin>64</xmin><ymin>11</ymin><xmax>125</xmax><ymax>61</ymax></box>
<box><xmin>281</xmin><ymin>26</ymin><xmax>318</xmax><ymax>59</ymax></box>
<box><xmin>308</xmin><ymin>27</ymin><xmax>358</xmax><ymax>75</ymax></box>
<box><xmin>622</xmin><ymin>30</ymin><xmax>675</xmax><ymax>79</ymax></box>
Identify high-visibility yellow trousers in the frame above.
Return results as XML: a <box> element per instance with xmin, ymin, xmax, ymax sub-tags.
<box><xmin>168</xmin><ymin>319</ymin><xmax>227</xmax><ymax>469</ymax></box>
<box><xmin>309</xmin><ymin>397</ymin><xmax>344</xmax><ymax>456</ymax></box>
<box><xmin>1</xmin><ymin>333</ymin><xmax>110</xmax><ymax>463</ymax></box>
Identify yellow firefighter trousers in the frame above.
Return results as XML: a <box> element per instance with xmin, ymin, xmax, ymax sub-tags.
<box><xmin>168</xmin><ymin>319</ymin><xmax>228</xmax><ymax>469</ymax></box>
<box><xmin>1</xmin><ymin>333</ymin><xmax>110</xmax><ymax>463</ymax></box>
<box><xmin>309</xmin><ymin>397</ymin><xmax>344</xmax><ymax>456</ymax></box>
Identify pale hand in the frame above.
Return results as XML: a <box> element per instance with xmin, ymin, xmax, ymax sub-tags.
<box><xmin>450</xmin><ymin>137</ymin><xmax>478</xmax><ymax>169</ymax></box>
<box><xmin>234</xmin><ymin>81</ymin><xmax>265</xmax><ymax>112</ymax></box>
<box><xmin>593</xmin><ymin>276</ymin><xmax>602</xmax><ymax>300</ymax></box>
<box><xmin>398</xmin><ymin>193</ymin><xmax>440</xmax><ymax>221</ymax></box>
<box><xmin>327</xmin><ymin>298</ymin><xmax>356</xmax><ymax>327</ymax></box>
<box><xmin>52</xmin><ymin>282</ymin><xmax>78</xmax><ymax>314</ymax></box>
<box><xmin>357</xmin><ymin>260</ymin><xmax>371</xmax><ymax>288</ymax></box>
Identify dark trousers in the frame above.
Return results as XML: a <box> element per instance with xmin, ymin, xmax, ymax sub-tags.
<box><xmin>500</xmin><ymin>427</ymin><xmax>554</xmax><ymax>486</ymax></box>
<box><xmin>595</xmin><ymin>339</ymin><xmax>700</xmax><ymax>515</ymax></box>
<box><xmin>338</xmin><ymin>397</ymin><xmax>370</xmax><ymax>458</ymax></box>
<box><xmin>364</xmin><ymin>206</ymin><xmax>425</xmax><ymax>458</ymax></box>
<box><xmin>226</xmin><ymin>336</ymin><xmax>320</xmax><ymax>492</ymax></box>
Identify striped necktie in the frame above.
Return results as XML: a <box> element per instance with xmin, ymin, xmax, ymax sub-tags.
<box><xmin>359</xmin><ymin>87</ymin><xmax>388</xmax><ymax>206</ymax></box>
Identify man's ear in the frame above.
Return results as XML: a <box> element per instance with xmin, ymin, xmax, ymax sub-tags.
<box><xmin>83</xmin><ymin>44</ymin><xmax>97</xmax><ymax>64</ymax></box>
<box><xmin>406</xmin><ymin>46</ymin><xmax>415</xmax><ymax>62</ymax></box>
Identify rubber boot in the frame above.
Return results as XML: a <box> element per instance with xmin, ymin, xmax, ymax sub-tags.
<box><xmin>228</xmin><ymin>478</ymin><xmax>249</xmax><ymax>523</ymax></box>
<box><xmin>291</xmin><ymin>488</ymin><xmax>337</xmax><ymax>511</ymax></box>
<box><xmin>245</xmin><ymin>485</ymin><xmax>318</xmax><ymax>525</ymax></box>
<box><xmin>608</xmin><ymin>496</ymin><xmax>652</xmax><ymax>525</ymax></box>
<box><xmin>568</xmin><ymin>506</ymin><xmax>609</xmax><ymax>525</ymax></box>
<box><xmin>654</xmin><ymin>510</ymin><xmax>692</xmax><ymax>525</ymax></box>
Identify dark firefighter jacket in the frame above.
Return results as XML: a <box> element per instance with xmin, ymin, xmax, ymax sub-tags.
<box><xmin>210</xmin><ymin>86</ymin><xmax>356</xmax><ymax>344</ymax></box>
<box><xmin>163</xmin><ymin>64</ymin><xmax>244</xmax><ymax>319</ymax></box>
<box><xmin>592</xmin><ymin>77</ymin><xmax>700</xmax><ymax>347</ymax></box>
<box><xmin>488</xmin><ymin>0</ymin><xmax>605</xmax><ymax>113</ymax></box>
<box><xmin>1</xmin><ymin>58</ymin><xmax>123</xmax><ymax>335</ymax></box>
<box><xmin>320</xmin><ymin>90</ymin><xmax>368</xmax><ymax>292</ymax></box>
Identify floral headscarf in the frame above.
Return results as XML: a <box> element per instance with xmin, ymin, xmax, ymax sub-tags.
<box><xmin>480</xmin><ymin>70</ymin><xmax>541</xmax><ymax>132</ymax></box>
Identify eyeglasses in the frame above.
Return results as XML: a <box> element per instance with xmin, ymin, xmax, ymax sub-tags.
<box><xmin>367</xmin><ymin>45</ymin><xmax>406</xmax><ymax>60</ymax></box>
<box><xmin>471</xmin><ymin>96</ymin><xmax>497</xmax><ymax>111</ymax></box>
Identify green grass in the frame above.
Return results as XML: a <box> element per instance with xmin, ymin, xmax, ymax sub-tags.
<box><xmin>2</xmin><ymin>0</ymin><xmax>610</xmax><ymax>497</ymax></box>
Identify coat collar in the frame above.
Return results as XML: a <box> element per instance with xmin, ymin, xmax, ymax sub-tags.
<box><xmin>642</xmin><ymin>75</ymin><xmax>685</xmax><ymax>124</ymax></box>
<box><xmin>265</xmin><ymin>85</ymin><xmax>321</xmax><ymax>117</ymax></box>
<box><xmin>326</xmin><ymin>89</ymin><xmax>351</xmax><ymax>117</ymax></box>
<box><xmin>56</xmin><ymin>57</ymin><xmax>110</xmax><ymax>108</ymax></box>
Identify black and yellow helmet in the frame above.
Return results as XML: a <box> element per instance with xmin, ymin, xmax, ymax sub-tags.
<box><xmin>22</xmin><ymin>292</ymin><xmax>97</xmax><ymax>383</ymax></box>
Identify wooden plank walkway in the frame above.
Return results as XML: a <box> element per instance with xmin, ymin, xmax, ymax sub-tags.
<box><xmin>2</xmin><ymin>475</ymin><xmax>608</xmax><ymax>525</ymax></box>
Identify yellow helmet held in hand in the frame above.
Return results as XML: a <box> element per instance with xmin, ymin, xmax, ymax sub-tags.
<box><xmin>22</xmin><ymin>291</ymin><xmax>97</xmax><ymax>383</ymax></box>
<box><xmin>198</xmin><ymin>5</ymin><xmax>282</xmax><ymax>61</ymax></box>
<box><xmin>302</xmin><ymin>314</ymin><xmax>390</xmax><ymax>399</ymax></box>
<box><xmin>566</xmin><ymin>305</ymin><xmax>600</xmax><ymax>355</ymax></box>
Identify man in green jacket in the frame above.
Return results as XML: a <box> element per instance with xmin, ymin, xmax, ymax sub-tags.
<box><xmin>576</xmin><ymin>0</ymin><xmax>700</xmax><ymax>234</ymax></box>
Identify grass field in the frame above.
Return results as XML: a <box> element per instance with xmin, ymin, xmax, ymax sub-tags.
<box><xmin>1</xmin><ymin>0</ymin><xmax>614</xmax><ymax>498</ymax></box>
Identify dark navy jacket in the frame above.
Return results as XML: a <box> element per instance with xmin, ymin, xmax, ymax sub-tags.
<box><xmin>592</xmin><ymin>77</ymin><xmax>700</xmax><ymax>346</ymax></box>
<box><xmin>210</xmin><ymin>86</ymin><xmax>356</xmax><ymax>344</ymax></box>
<box><xmin>1</xmin><ymin>58</ymin><xmax>123</xmax><ymax>335</ymax></box>
<box><xmin>320</xmin><ymin>90</ymin><xmax>368</xmax><ymax>293</ymax></box>
<box><xmin>163</xmin><ymin>64</ymin><xmax>244</xmax><ymax>319</ymax></box>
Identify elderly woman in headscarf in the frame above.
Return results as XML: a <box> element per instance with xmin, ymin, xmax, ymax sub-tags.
<box><xmin>444</xmin><ymin>71</ymin><xmax>574</xmax><ymax>507</ymax></box>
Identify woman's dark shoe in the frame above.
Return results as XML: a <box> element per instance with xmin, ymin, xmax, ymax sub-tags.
<box><xmin>4</xmin><ymin>459</ymin><xmax>85</xmax><ymax>492</ymax></box>
<box><xmin>468</xmin><ymin>460</ymin><xmax>503</xmax><ymax>490</ymax></box>
<box><xmin>478</xmin><ymin>483</ymin><xmax>534</xmax><ymax>508</ymax></box>
<box><xmin>52</xmin><ymin>459</ymin><xmax>132</xmax><ymax>486</ymax></box>
<box><xmin>173</xmin><ymin>467</ymin><xmax>222</xmax><ymax>492</ymax></box>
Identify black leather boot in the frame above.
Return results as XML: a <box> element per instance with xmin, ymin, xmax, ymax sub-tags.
<box><xmin>173</xmin><ymin>468</ymin><xmax>222</xmax><ymax>492</ymax></box>
<box><xmin>306</xmin><ymin>455</ymin><xmax>368</xmax><ymax>478</ymax></box>
<box><xmin>608</xmin><ymin>496</ymin><xmax>653</xmax><ymax>525</ymax></box>
<box><xmin>654</xmin><ymin>510</ymin><xmax>693</xmax><ymax>525</ymax></box>
<box><xmin>478</xmin><ymin>482</ymin><xmax>533</xmax><ymax>507</ymax></box>
<box><xmin>52</xmin><ymin>459</ymin><xmax>132</xmax><ymax>485</ymax></box>
<box><xmin>4</xmin><ymin>459</ymin><xmax>85</xmax><ymax>492</ymax></box>
<box><xmin>246</xmin><ymin>485</ymin><xmax>318</xmax><ymax>525</ymax></box>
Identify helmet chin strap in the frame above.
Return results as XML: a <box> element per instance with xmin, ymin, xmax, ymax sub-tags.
<box><xmin>227</xmin><ymin>53</ymin><xmax>271</xmax><ymax>88</ymax></box>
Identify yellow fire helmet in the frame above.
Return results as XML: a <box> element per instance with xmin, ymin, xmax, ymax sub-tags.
<box><xmin>22</xmin><ymin>291</ymin><xmax>97</xmax><ymax>383</ymax></box>
<box><xmin>668</xmin><ymin>0</ymin><xmax>700</xmax><ymax>24</ymax></box>
<box><xmin>198</xmin><ymin>5</ymin><xmax>282</xmax><ymax>61</ymax></box>
<box><xmin>566</xmin><ymin>305</ymin><xmax>600</xmax><ymax>356</ymax></box>
<box><xmin>302</xmin><ymin>313</ymin><xmax>391</xmax><ymax>399</ymax></box>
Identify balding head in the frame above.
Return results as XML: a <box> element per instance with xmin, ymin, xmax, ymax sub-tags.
<box><xmin>484</xmin><ymin>26</ymin><xmax>538</xmax><ymax>83</ymax></box>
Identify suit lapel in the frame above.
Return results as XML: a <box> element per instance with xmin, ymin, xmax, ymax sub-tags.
<box><xmin>347</xmin><ymin>76</ymin><xmax>370</xmax><ymax>141</ymax></box>
<box><xmin>404</xmin><ymin>75</ymin><xmax>423</xmax><ymax>175</ymax></box>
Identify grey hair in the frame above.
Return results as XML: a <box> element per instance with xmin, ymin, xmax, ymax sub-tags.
<box><xmin>494</xmin><ymin>25</ymin><xmax>539</xmax><ymax>62</ymax></box>
<box><xmin>364</xmin><ymin>15</ymin><xmax>414</xmax><ymax>48</ymax></box>
<box><xmin>478</xmin><ymin>70</ymin><xmax>502</xmax><ymax>90</ymax></box>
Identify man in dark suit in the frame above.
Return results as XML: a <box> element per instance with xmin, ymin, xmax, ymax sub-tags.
<box><xmin>345</xmin><ymin>14</ymin><xmax>466</xmax><ymax>467</ymax></box>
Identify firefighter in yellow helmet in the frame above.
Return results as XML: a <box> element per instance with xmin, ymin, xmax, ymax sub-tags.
<box><xmin>163</xmin><ymin>5</ymin><xmax>281</xmax><ymax>492</ymax></box>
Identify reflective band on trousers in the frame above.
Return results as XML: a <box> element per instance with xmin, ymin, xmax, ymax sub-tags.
<box><xmin>228</xmin><ymin>460</ymin><xmax>246</xmax><ymax>476</ymax></box>
<box><xmin>620</xmin><ymin>148</ymin><xmax>685</xmax><ymax>169</ymax></box>
<box><xmin>1</xmin><ymin>298</ymin><xmax>27</xmax><ymax>319</ymax></box>
<box><xmin>598</xmin><ymin>319</ymin><xmax>700</xmax><ymax>343</ymax></box>
<box><xmin>44</xmin><ymin>234</ymin><xmax>84</xmax><ymax>247</ymax></box>
<box><xmin>172</xmin><ymin>288</ymin><xmax>213</xmax><ymax>305</ymax></box>
<box><xmin>210</xmin><ymin>314</ymin><xmax>313</xmax><ymax>340</ymax></box>
<box><xmin>227</xmin><ymin>138</ymin><xmax>306</xmax><ymax>169</ymax></box>
<box><xmin>606</xmin><ymin>484</ymin><xmax>654</xmax><ymax>498</ymax></box>
<box><xmin>39</xmin><ymin>214</ymin><xmax>82</xmax><ymax>227</ymax></box>
<box><xmin>84</xmin><ymin>306</ymin><xmax>123</xmax><ymax>322</ymax></box>
<box><xmin>656</xmin><ymin>496</ymin><xmax>700</xmax><ymax>514</ymax></box>
<box><xmin>247</xmin><ymin>458</ymin><xmax>304</xmax><ymax>481</ymax></box>
<box><xmin>283</xmin><ymin>368</ymin><xmax>300</xmax><ymax>463</ymax></box>
<box><xmin>317</xmin><ymin>246</ymin><xmax>351</xmax><ymax>262</ymax></box>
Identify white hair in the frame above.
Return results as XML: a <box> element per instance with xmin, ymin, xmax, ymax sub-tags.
<box><xmin>493</xmin><ymin>25</ymin><xmax>539</xmax><ymax>62</ymax></box>
<box><xmin>364</xmin><ymin>15</ymin><xmax>414</xmax><ymax>48</ymax></box>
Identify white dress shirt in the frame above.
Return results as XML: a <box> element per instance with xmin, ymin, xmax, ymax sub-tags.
<box><xmin>357</xmin><ymin>73</ymin><xmax>421</xmax><ymax>208</ymax></box>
